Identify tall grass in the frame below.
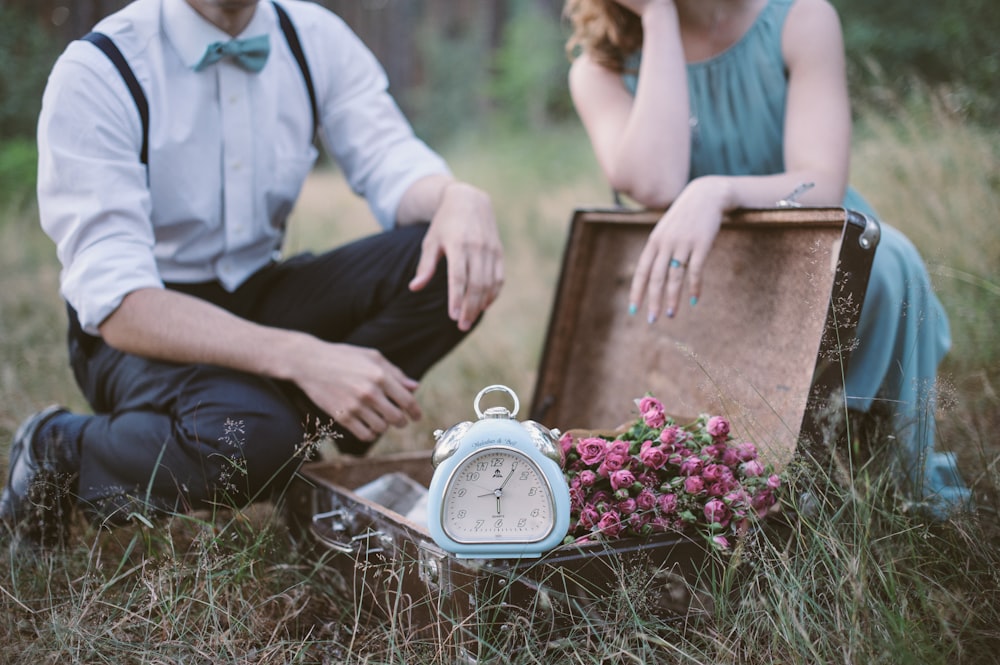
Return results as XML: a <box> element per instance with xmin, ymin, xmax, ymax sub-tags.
<box><xmin>1</xmin><ymin>98</ymin><xmax>998</xmax><ymax>663</ymax></box>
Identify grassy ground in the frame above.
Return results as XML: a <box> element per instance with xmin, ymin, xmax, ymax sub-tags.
<box><xmin>1</xmin><ymin>101</ymin><xmax>998</xmax><ymax>663</ymax></box>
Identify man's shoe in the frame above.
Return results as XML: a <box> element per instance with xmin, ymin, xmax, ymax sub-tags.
<box><xmin>0</xmin><ymin>406</ymin><xmax>76</xmax><ymax>545</ymax></box>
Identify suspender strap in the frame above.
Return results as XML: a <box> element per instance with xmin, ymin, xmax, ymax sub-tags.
<box><xmin>80</xmin><ymin>3</ymin><xmax>319</xmax><ymax>168</ymax></box>
<box><xmin>81</xmin><ymin>31</ymin><xmax>150</xmax><ymax>166</ymax></box>
<box><xmin>273</xmin><ymin>1</ymin><xmax>319</xmax><ymax>136</ymax></box>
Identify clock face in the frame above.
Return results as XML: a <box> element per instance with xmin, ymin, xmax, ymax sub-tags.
<box><xmin>440</xmin><ymin>447</ymin><xmax>556</xmax><ymax>544</ymax></box>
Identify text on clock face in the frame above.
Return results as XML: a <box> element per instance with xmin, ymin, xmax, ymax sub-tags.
<box><xmin>442</xmin><ymin>448</ymin><xmax>556</xmax><ymax>543</ymax></box>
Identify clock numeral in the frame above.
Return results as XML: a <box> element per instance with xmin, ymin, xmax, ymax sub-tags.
<box><xmin>494</xmin><ymin>518</ymin><xmax>503</xmax><ymax>528</ymax></box>
<box><xmin>457</xmin><ymin>510</ymin><xmax>467</xmax><ymax>519</ymax></box>
<box><xmin>517</xmin><ymin>518</ymin><xmax>527</xmax><ymax>528</ymax></box>
<box><xmin>466</xmin><ymin>472</ymin><xmax>480</xmax><ymax>481</ymax></box>
<box><xmin>476</xmin><ymin>461</ymin><xmax>489</xmax><ymax>472</ymax></box>
<box><xmin>519</xmin><ymin>471</ymin><xmax>529</xmax><ymax>481</ymax></box>
<box><xmin>528</xmin><ymin>487</ymin><xmax>538</xmax><ymax>496</ymax></box>
<box><xmin>530</xmin><ymin>509</ymin><xmax>540</xmax><ymax>517</ymax></box>
<box><xmin>491</xmin><ymin>457</ymin><xmax>504</xmax><ymax>468</ymax></box>
<box><xmin>456</xmin><ymin>488</ymin><xmax>467</xmax><ymax>497</ymax></box>
<box><xmin>474</xmin><ymin>520</ymin><xmax>485</xmax><ymax>531</ymax></box>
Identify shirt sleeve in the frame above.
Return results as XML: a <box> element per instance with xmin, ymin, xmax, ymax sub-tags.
<box><xmin>37</xmin><ymin>42</ymin><xmax>164</xmax><ymax>335</ymax></box>
<box><xmin>297</xmin><ymin>7</ymin><xmax>451</xmax><ymax>229</ymax></box>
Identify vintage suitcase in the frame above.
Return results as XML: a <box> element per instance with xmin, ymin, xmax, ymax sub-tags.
<box><xmin>283</xmin><ymin>206</ymin><xmax>880</xmax><ymax>658</ymax></box>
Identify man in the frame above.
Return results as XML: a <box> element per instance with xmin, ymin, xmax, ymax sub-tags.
<box><xmin>1</xmin><ymin>0</ymin><xmax>504</xmax><ymax>544</ymax></box>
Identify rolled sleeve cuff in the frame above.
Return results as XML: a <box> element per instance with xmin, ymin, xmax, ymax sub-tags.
<box><xmin>61</xmin><ymin>243</ymin><xmax>164</xmax><ymax>335</ymax></box>
<box><xmin>369</xmin><ymin>149</ymin><xmax>452</xmax><ymax>229</ymax></box>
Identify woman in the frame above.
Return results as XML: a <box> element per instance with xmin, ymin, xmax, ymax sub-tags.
<box><xmin>564</xmin><ymin>0</ymin><xmax>970</xmax><ymax>516</ymax></box>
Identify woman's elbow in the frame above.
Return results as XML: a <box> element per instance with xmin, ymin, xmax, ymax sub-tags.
<box><xmin>606</xmin><ymin>162</ymin><xmax>685</xmax><ymax>209</ymax></box>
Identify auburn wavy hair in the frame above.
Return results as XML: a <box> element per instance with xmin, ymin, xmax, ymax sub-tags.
<box><xmin>564</xmin><ymin>0</ymin><xmax>643</xmax><ymax>73</ymax></box>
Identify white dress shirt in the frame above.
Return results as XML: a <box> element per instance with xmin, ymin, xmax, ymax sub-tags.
<box><xmin>37</xmin><ymin>0</ymin><xmax>450</xmax><ymax>334</ymax></box>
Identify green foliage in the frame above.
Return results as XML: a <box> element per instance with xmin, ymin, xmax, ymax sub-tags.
<box><xmin>489</xmin><ymin>0</ymin><xmax>574</xmax><ymax>131</ymax></box>
<box><xmin>407</xmin><ymin>22</ymin><xmax>491</xmax><ymax>146</ymax></box>
<box><xmin>0</xmin><ymin>7</ymin><xmax>61</xmax><ymax>142</ymax></box>
<box><xmin>831</xmin><ymin>0</ymin><xmax>1000</xmax><ymax>122</ymax></box>
<box><xmin>0</xmin><ymin>139</ymin><xmax>38</xmax><ymax>210</ymax></box>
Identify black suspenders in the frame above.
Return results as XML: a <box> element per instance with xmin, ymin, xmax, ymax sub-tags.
<box><xmin>80</xmin><ymin>1</ymin><xmax>318</xmax><ymax>167</ymax></box>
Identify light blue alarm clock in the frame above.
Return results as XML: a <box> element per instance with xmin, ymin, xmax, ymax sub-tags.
<box><xmin>427</xmin><ymin>385</ymin><xmax>570</xmax><ymax>559</ymax></box>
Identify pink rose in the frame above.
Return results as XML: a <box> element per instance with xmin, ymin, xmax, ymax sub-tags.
<box><xmin>704</xmin><ymin>498</ymin><xmax>730</xmax><ymax>527</ymax></box>
<box><xmin>610</xmin><ymin>468</ymin><xmax>636</xmax><ymax>491</ymax></box>
<box><xmin>608</xmin><ymin>439</ymin><xmax>630</xmax><ymax>457</ymax></box>
<box><xmin>597</xmin><ymin>452</ymin><xmax>627</xmax><ymax>477</ymax></box>
<box><xmin>657</xmin><ymin>493</ymin><xmax>678</xmax><ymax>514</ymax></box>
<box><xmin>617</xmin><ymin>498</ymin><xmax>637</xmax><ymax>515</ymax></box>
<box><xmin>643</xmin><ymin>406</ymin><xmax>667</xmax><ymax>429</ymax></box>
<box><xmin>559</xmin><ymin>431</ymin><xmax>575</xmax><ymax>458</ymax></box>
<box><xmin>767</xmin><ymin>474</ymin><xmax>782</xmax><ymax>489</ymax></box>
<box><xmin>679</xmin><ymin>457</ymin><xmax>704</xmax><ymax>477</ymax></box>
<box><xmin>578</xmin><ymin>470</ymin><xmax>598</xmax><ymax>487</ymax></box>
<box><xmin>736</xmin><ymin>441</ymin><xmax>758</xmax><ymax>462</ymax></box>
<box><xmin>597</xmin><ymin>511</ymin><xmax>623</xmax><ymax>537</ymax></box>
<box><xmin>636</xmin><ymin>488</ymin><xmax>657</xmax><ymax>511</ymax></box>
<box><xmin>637</xmin><ymin>396</ymin><xmax>663</xmax><ymax>417</ymax></box>
<box><xmin>659</xmin><ymin>425</ymin><xmax>682</xmax><ymax>447</ymax></box>
<box><xmin>706</xmin><ymin>416</ymin><xmax>730</xmax><ymax>439</ymax></box>
<box><xmin>711</xmin><ymin>535</ymin><xmax>730</xmax><ymax>550</ymax></box>
<box><xmin>639</xmin><ymin>443</ymin><xmax>668</xmax><ymax>470</ymax></box>
<box><xmin>569</xmin><ymin>487</ymin><xmax>585</xmax><ymax>511</ymax></box>
<box><xmin>708</xmin><ymin>482</ymin><xmax>730</xmax><ymax>497</ymax></box>
<box><xmin>722</xmin><ymin>447</ymin><xmax>741</xmax><ymax>467</ymax></box>
<box><xmin>752</xmin><ymin>490</ymin><xmax>777</xmax><ymax>517</ymax></box>
<box><xmin>741</xmin><ymin>460</ymin><xmax>765</xmax><ymax>477</ymax></box>
<box><xmin>577</xmin><ymin>437</ymin><xmax>608</xmax><ymax>465</ymax></box>
<box><xmin>627</xmin><ymin>511</ymin><xmax>651</xmax><ymax>533</ymax></box>
<box><xmin>578</xmin><ymin>505</ymin><xmax>600</xmax><ymax>529</ymax></box>
<box><xmin>701</xmin><ymin>463</ymin><xmax>725</xmax><ymax>483</ymax></box>
<box><xmin>684</xmin><ymin>476</ymin><xmax>705</xmax><ymax>494</ymax></box>
<box><xmin>700</xmin><ymin>443</ymin><xmax>721</xmax><ymax>461</ymax></box>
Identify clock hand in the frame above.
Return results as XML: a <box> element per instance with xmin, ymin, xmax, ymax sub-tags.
<box><xmin>498</xmin><ymin>466</ymin><xmax>517</xmax><ymax>492</ymax></box>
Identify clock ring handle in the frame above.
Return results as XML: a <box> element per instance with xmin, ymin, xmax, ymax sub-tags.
<box><xmin>474</xmin><ymin>384</ymin><xmax>520</xmax><ymax>420</ymax></box>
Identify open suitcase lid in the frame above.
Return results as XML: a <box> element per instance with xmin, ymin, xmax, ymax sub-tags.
<box><xmin>529</xmin><ymin>207</ymin><xmax>880</xmax><ymax>470</ymax></box>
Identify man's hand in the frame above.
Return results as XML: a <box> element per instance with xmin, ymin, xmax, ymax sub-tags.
<box><xmin>408</xmin><ymin>182</ymin><xmax>504</xmax><ymax>331</ymax></box>
<box><xmin>290</xmin><ymin>339</ymin><xmax>423</xmax><ymax>443</ymax></box>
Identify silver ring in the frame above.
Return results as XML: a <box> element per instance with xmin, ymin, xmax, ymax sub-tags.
<box><xmin>669</xmin><ymin>258</ymin><xmax>686</xmax><ymax>269</ymax></box>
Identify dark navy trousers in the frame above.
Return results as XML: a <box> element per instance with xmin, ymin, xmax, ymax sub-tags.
<box><xmin>64</xmin><ymin>224</ymin><xmax>467</xmax><ymax>523</ymax></box>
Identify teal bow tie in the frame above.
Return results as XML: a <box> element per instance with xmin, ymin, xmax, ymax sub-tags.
<box><xmin>194</xmin><ymin>34</ymin><xmax>270</xmax><ymax>73</ymax></box>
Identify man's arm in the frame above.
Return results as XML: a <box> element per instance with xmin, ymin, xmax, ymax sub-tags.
<box><xmin>397</xmin><ymin>174</ymin><xmax>504</xmax><ymax>332</ymax></box>
<box><xmin>99</xmin><ymin>287</ymin><xmax>422</xmax><ymax>442</ymax></box>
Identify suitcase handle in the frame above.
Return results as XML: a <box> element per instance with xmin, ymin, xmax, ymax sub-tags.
<box><xmin>312</xmin><ymin>509</ymin><xmax>391</xmax><ymax>557</ymax></box>
<box><xmin>311</xmin><ymin>509</ymin><xmax>359</xmax><ymax>554</ymax></box>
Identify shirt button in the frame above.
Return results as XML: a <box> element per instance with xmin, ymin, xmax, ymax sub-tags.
<box><xmin>229</xmin><ymin>94</ymin><xmax>239</xmax><ymax>104</ymax></box>
<box><xmin>231</xmin><ymin>161</ymin><xmax>242</xmax><ymax>171</ymax></box>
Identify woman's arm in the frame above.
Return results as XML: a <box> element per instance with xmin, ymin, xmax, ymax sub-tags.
<box><xmin>629</xmin><ymin>0</ymin><xmax>853</xmax><ymax>322</ymax></box>
<box><xmin>569</xmin><ymin>1</ymin><xmax>691</xmax><ymax>205</ymax></box>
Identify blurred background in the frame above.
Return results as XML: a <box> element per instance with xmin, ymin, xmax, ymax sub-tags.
<box><xmin>1</xmin><ymin>0</ymin><xmax>997</xmax><ymax>171</ymax></box>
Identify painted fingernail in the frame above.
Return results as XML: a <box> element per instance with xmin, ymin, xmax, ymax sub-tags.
<box><xmin>628</xmin><ymin>303</ymin><xmax>638</xmax><ymax>316</ymax></box>
<box><xmin>647</xmin><ymin>312</ymin><xmax>657</xmax><ymax>324</ymax></box>
<box><xmin>666</xmin><ymin>308</ymin><xmax>675</xmax><ymax>319</ymax></box>
<box><xmin>690</xmin><ymin>296</ymin><xmax>698</xmax><ymax>306</ymax></box>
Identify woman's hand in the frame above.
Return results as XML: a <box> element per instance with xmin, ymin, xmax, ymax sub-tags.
<box><xmin>629</xmin><ymin>176</ymin><xmax>731</xmax><ymax>322</ymax></box>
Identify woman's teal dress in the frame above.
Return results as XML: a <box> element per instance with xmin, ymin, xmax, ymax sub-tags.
<box><xmin>623</xmin><ymin>0</ymin><xmax>969</xmax><ymax>515</ymax></box>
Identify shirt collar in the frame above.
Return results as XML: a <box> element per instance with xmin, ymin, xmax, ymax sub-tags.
<box><xmin>163</xmin><ymin>0</ymin><xmax>275</xmax><ymax>69</ymax></box>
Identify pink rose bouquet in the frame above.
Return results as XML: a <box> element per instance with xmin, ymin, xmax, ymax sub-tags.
<box><xmin>561</xmin><ymin>395</ymin><xmax>783</xmax><ymax>551</ymax></box>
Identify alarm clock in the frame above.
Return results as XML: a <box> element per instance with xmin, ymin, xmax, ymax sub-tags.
<box><xmin>427</xmin><ymin>384</ymin><xmax>570</xmax><ymax>559</ymax></box>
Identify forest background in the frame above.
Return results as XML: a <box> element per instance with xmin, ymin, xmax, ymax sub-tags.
<box><xmin>0</xmin><ymin>1</ymin><xmax>998</xmax><ymax>663</ymax></box>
